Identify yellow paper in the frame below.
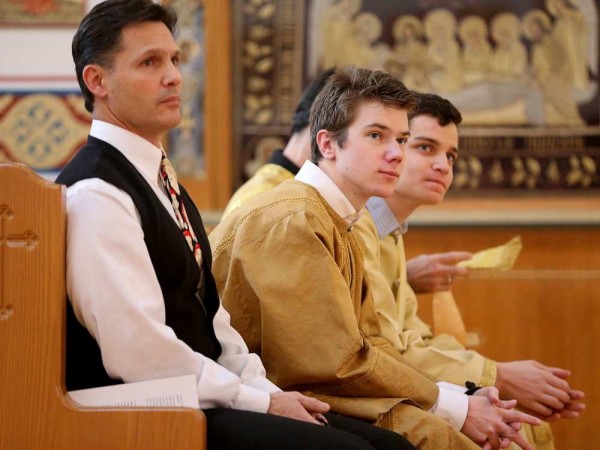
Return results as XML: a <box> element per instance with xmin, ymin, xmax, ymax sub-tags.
<box><xmin>457</xmin><ymin>236</ymin><xmax>522</xmax><ymax>271</ymax></box>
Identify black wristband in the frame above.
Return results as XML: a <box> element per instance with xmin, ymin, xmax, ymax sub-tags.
<box><xmin>465</xmin><ymin>381</ymin><xmax>482</xmax><ymax>395</ymax></box>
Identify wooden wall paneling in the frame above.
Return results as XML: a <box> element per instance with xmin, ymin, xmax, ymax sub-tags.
<box><xmin>204</xmin><ymin>0</ymin><xmax>232</xmax><ymax>209</ymax></box>
<box><xmin>404</xmin><ymin>226</ymin><xmax>600</xmax><ymax>450</ymax></box>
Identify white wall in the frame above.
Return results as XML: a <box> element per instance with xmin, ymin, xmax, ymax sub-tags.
<box><xmin>0</xmin><ymin>0</ymin><xmax>104</xmax><ymax>91</ymax></box>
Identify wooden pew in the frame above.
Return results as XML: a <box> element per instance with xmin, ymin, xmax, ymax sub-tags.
<box><xmin>406</xmin><ymin>224</ymin><xmax>600</xmax><ymax>450</ymax></box>
<box><xmin>0</xmin><ymin>163</ymin><xmax>206</xmax><ymax>449</ymax></box>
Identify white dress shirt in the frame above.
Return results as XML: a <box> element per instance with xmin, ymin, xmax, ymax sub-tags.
<box><xmin>65</xmin><ymin>120</ymin><xmax>280</xmax><ymax>413</ymax></box>
<box><xmin>296</xmin><ymin>161</ymin><xmax>469</xmax><ymax>430</ymax></box>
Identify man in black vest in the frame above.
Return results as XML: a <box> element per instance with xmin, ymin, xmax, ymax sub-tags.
<box><xmin>56</xmin><ymin>1</ymin><xmax>415</xmax><ymax>449</ymax></box>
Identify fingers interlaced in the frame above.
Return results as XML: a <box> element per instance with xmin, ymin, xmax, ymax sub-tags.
<box><xmin>299</xmin><ymin>395</ymin><xmax>329</xmax><ymax>413</ymax></box>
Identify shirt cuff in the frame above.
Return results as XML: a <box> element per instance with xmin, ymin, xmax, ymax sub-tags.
<box><xmin>244</xmin><ymin>375</ymin><xmax>282</xmax><ymax>395</ymax></box>
<box><xmin>429</xmin><ymin>384</ymin><xmax>469</xmax><ymax>430</ymax></box>
<box><xmin>437</xmin><ymin>381</ymin><xmax>468</xmax><ymax>393</ymax></box>
<box><xmin>231</xmin><ymin>384</ymin><xmax>272</xmax><ymax>414</ymax></box>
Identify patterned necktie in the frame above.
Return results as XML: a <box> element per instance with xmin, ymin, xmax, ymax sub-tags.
<box><xmin>159</xmin><ymin>152</ymin><xmax>203</xmax><ymax>268</ymax></box>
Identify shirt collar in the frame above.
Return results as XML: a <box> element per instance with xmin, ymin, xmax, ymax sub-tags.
<box><xmin>295</xmin><ymin>160</ymin><xmax>361</xmax><ymax>225</ymax></box>
<box><xmin>366</xmin><ymin>196</ymin><xmax>408</xmax><ymax>238</ymax></box>
<box><xmin>89</xmin><ymin>120</ymin><xmax>164</xmax><ymax>187</ymax></box>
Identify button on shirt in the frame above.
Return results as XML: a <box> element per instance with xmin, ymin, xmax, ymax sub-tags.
<box><xmin>298</xmin><ymin>162</ymin><xmax>468</xmax><ymax>430</ymax></box>
<box><xmin>65</xmin><ymin>120</ymin><xmax>280</xmax><ymax>413</ymax></box>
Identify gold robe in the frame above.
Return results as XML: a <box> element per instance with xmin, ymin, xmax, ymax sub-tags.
<box><xmin>222</xmin><ymin>163</ymin><xmax>294</xmax><ymax>219</ymax></box>
<box><xmin>353</xmin><ymin>211</ymin><xmax>497</xmax><ymax>386</ymax></box>
<box><xmin>353</xmin><ymin>212</ymin><xmax>554</xmax><ymax>450</ymax></box>
<box><xmin>210</xmin><ymin>180</ymin><xmax>479</xmax><ymax>449</ymax></box>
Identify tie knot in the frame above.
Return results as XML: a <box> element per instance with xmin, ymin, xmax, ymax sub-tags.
<box><xmin>160</xmin><ymin>153</ymin><xmax>180</xmax><ymax>195</ymax></box>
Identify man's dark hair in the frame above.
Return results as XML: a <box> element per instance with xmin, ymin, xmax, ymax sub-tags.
<box><xmin>409</xmin><ymin>92</ymin><xmax>462</xmax><ymax>127</ymax></box>
<box><xmin>290</xmin><ymin>69</ymin><xmax>335</xmax><ymax>135</ymax></box>
<box><xmin>72</xmin><ymin>0</ymin><xmax>178</xmax><ymax>113</ymax></box>
<box><xmin>309</xmin><ymin>67</ymin><xmax>415</xmax><ymax>163</ymax></box>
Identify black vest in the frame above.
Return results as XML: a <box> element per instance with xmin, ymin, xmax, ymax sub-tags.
<box><xmin>56</xmin><ymin>136</ymin><xmax>222</xmax><ymax>390</ymax></box>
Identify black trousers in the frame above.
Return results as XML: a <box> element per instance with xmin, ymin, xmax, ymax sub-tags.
<box><xmin>204</xmin><ymin>409</ymin><xmax>415</xmax><ymax>450</ymax></box>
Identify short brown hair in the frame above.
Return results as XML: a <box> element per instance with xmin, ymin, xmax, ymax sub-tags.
<box><xmin>409</xmin><ymin>92</ymin><xmax>462</xmax><ymax>127</ymax></box>
<box><xmin>309</xmin><ymin>67</ymin><xmax>415</xmax><ymax>163</ymax></box>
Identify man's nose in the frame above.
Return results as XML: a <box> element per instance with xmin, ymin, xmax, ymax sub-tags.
<box><xmin>164</xmin><ymin>62</ymin><xmax>182</xmax><ymax>86</ymax></box>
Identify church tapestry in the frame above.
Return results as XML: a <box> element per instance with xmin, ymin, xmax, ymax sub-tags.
<box><xmin>233</xmin><ymin>0</ymin><xmax>600</xmax><ymax>193</ymax></box>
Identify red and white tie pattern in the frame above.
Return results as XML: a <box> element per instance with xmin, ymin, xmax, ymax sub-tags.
<box><xmin>159</xmin><ymin>152</ymin><xmax>203</xmax><ymax>268</ymax></box>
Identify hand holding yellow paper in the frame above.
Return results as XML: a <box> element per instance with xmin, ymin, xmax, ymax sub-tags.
<box><xmin>457</xmin><ymin>236</ymin><xmax>523</xmax><ymax>271</ymax></box>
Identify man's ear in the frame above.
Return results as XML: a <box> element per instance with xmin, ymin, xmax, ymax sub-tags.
<box><xmin>82</xmin><ymin>64</ymin><xmax>108</xmax><ymax>100</ymax></box>
<box><xmin>316</xmin><ymin>129</ymin><xmax>337</xmax><ymax>161</ymax></box>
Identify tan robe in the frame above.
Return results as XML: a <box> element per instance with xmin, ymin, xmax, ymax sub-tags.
<box><xmin>353</xmin><ymin>211</ymin><xmax>497</xmax><ymax>387</ymax></box>
<box><xmin>354</xmin><ymin>211</ymin><xmax>555</xmax><ymax>450</ymax></box>
<box><xmin>210</xmin><ymin>180</ymin><xmax>479</xmax><ymax>449</ymax></box>
<box><xmin>222</xmin><ymin>163</ymin><xmax>293</xmax><ymax>219</ymax></box>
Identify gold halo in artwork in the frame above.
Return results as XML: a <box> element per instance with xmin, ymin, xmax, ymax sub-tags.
<box><xmin>490</xmin><ymin>12</ymin><xmax>522</xmax><ymax>42</ymax></box>
<box><xmin>424</xmin><ymin>8</ymin><xmax>457</xmax><ymax>39</ymax></box>
<box><xmin>392</xmin><ymin>15</ymin><xmax>423</xmax><ymax>42</ymax></box>
<box><xmin>354</xmin><ymin>11</ymin><xmax>382</xmax><ymax>42</ymax></box>
<box><xmin>522</xmin><ymin>9</ymin><xmax>552</xmax><ymax>41</ymax></box>
<box><xmin>458</xmin><ymin>15</ymin><xmax>488</xmax><ymax>43</ymax></box>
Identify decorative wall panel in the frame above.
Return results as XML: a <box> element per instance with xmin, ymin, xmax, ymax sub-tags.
<box><xmin>233</xmin><ymin>0</ymin><xmax>600</xmax><ymax>193</ymax></box>
<box><xmin>0</xmin><ymin>0</ymin><xmax>84</xmax><ymax>26</ymax></box>
<box><xmin>232</xmin><ymin>0</ymin><xmax>305</xmax><ymax>187</ymax></box>
<box><xmin>0</xmin><ymin>92</ymin><xmax>90</xmax><ymax>175</ymax></box>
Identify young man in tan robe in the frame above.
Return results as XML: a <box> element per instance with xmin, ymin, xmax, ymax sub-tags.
<box><xmin>210</xmin><ymin>67</ymin><xmax>540</xmax><ymax>450</ymax></box>
<box><xmin>352</xmin><ymin>92</ymin><xmax>586</xmax><ymax>449</ymax></box>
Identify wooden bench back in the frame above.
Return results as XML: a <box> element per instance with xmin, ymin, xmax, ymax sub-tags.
<box><xmin>0</xmin><ymin>163</ymin><xmax>205</xmax><ymax>449</ymax></box>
